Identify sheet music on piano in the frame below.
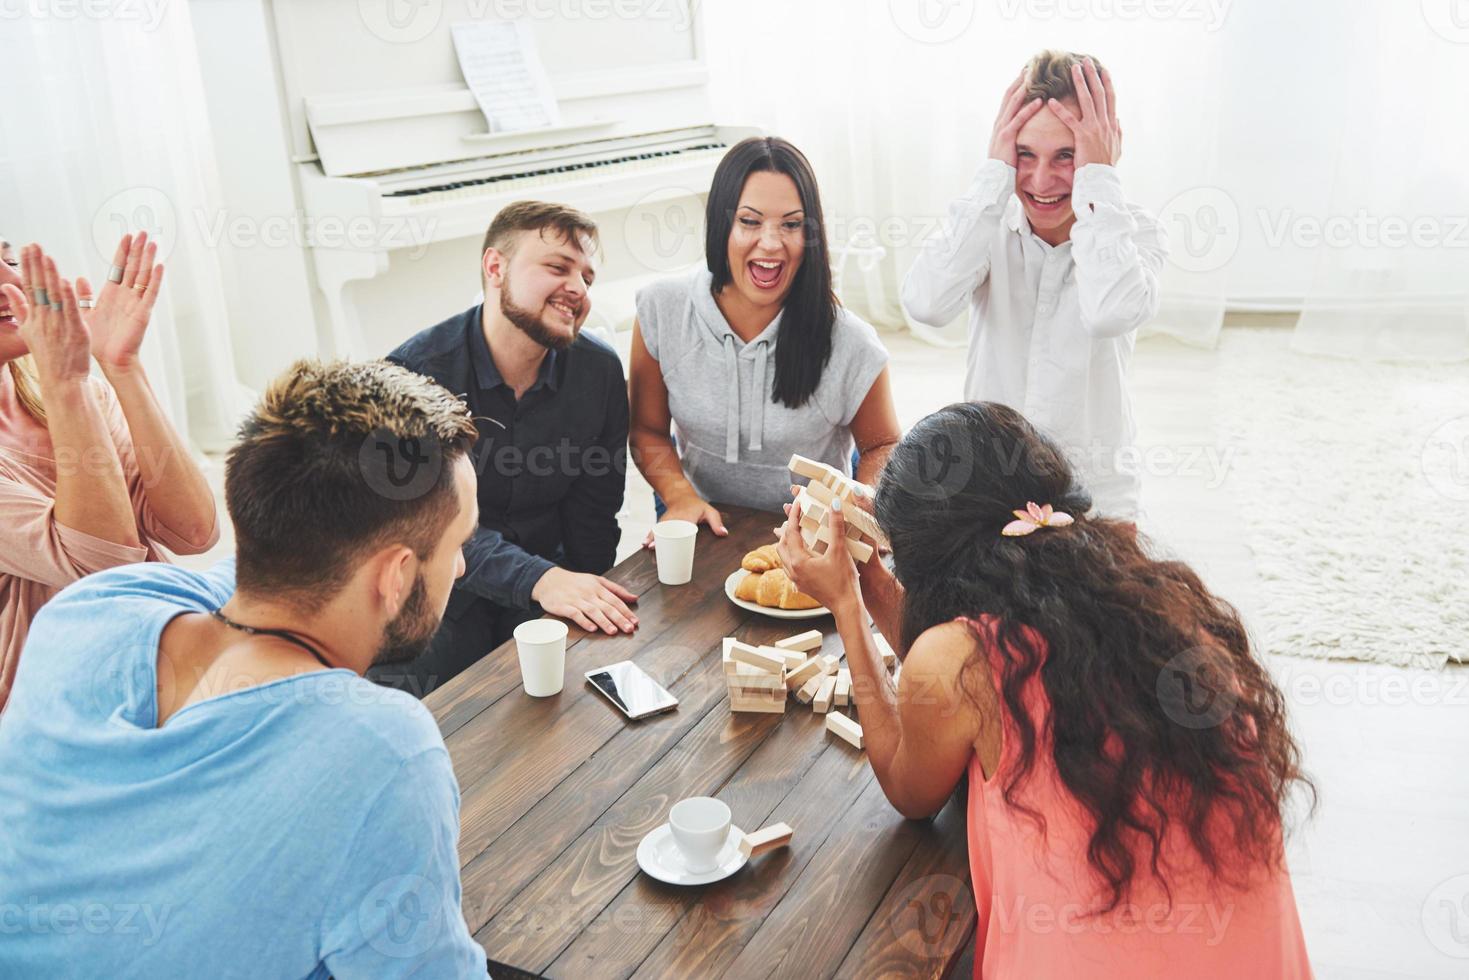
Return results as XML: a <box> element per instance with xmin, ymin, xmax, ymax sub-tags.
<box><xmin>451</xmin><ymin>21</ymin><xmax>561</xmax><ymax>134</ymax></box>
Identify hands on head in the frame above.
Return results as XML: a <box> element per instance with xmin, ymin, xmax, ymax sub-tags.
<box><xmin>0</xmin><ymin>233</ymin><xmax>164</xmax><ymax>389</ymax></box>
<box><xmin>990</xmin><ymin>58</ymin><xmax>1122</xmax><ymax>171</ymax></box>
<box><xmin>1046</xmin><ymin>58</ymin><xmax>1122</xmax><ymax>170</ymax></box>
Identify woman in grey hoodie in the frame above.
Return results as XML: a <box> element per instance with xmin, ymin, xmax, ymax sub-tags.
<box><xmin>629</xmin><ymin>136</ymin><xmax>901</xmax><ymax>537</ymax></box>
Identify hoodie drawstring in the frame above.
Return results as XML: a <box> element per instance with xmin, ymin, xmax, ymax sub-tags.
<box><xmin>720</xmin><ymin>335</ymin><xmax>773</xmax><ymax>463</ymax></box>
<box><xmin>722</xmin><ymin>335</ymin><xmax>740</xmax><ymax>464</ymax></box>
<box><xmin>749</xmin><ymin>341</ymin><xmax>768</xmax><ymax>453</ymax></box>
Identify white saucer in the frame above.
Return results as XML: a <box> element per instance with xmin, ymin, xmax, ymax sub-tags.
<box><xmin>724</xmin><ymin>570</ymin><xmax>830</xmax><ymax>620</ymax></box>
<box><xmin>637</xmin><ymin>823</ymin><xmax>748</xmax><ymax>885</ymax></box>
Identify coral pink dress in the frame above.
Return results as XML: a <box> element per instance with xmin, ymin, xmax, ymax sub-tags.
<box><xmin>957</xmin><ymin>616</ymin><xmax>1312</xmax><ymax>978</ymax></box>
<box><xmin>0</xmin><ymin>378</ymin><xmax>217</xmax><ymax>713</ymax></box>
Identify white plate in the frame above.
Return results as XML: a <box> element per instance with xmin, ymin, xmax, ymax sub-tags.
<box><xmin>724</xmin><ymin>570</ymin><xmax>830</xmax><ymax>620</ymax></box>
<box><xmin>637</xmin><ymin>823</ymin><xmax>748</xmax><ymax>886</ymax></box>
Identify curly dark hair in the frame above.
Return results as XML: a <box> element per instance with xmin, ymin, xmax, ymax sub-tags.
<box><xmin>874</xmin><ymin>402</ymin><xmax>1313</xmax><ymax>912</ymax></box>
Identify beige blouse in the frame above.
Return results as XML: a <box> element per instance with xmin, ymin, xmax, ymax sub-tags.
<box><xmin>0</xmin><ymin>377</ymin><xmax>218</xmax><ymax>712</ymax></box>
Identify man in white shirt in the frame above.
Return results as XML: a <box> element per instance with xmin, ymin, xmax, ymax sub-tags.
<box><xmin>902</xmin><ymin>52</ymin><xmax>1168</xmax><ymax>519</ymax></box>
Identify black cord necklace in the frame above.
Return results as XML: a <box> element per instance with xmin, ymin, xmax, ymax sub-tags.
<box><xmin>210</xmin><ymin>608</ymin><xmax>333</xmax><ymax>669</ymax></box>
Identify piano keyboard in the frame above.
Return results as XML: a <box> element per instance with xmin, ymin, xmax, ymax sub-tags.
<box><xmin>384</xmin><ymin>143</ymin><xmax>730</xmax><ymax>207</ymax></box>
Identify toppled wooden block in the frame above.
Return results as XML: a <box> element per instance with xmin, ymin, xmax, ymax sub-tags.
<box><xmin>817</xmin><ymin>654</ymin><xmax>840</xmax><ymax>677</ymax></box>
<box><xmin>727</xmin><ymin>640</ymin><xmax>785</xmax><ymax>675</ymax></box>
<box><xmin>786</xmin><ymin>655</ymin><xmax>824</xmax><ymax>691</ymax></box>
<box><xmin>812</xmin><ymin>674</ymin><xmax>838</xmax><ymax>714</ymax></box>
<box><xmin>834</xmin><ymin>668</ymin><xmax>851</xmax><ymax>706</ymax></box>
<box><xmin>796</xmin><ymin>673</ymin><xmax>824</xmax><ymax>704</ymax></box>
<box><xmin>739</xmin><ymin>822</ymin><xmax>794</xmax><ymax>859</ymax></box>
<box><xmin>826</xmin><ymin>711</ymin><xmax>864</xmax><ymax>749</ymax></box>
<box><xmin>722</xmin><ymin>637</ymin><xmax>739</xmax><ymax>675</ymax></box>
<box><xmin>872</xmin><ymin>632</ymin><xmax>897</xmax><ymax>670</ymax></box>
<box><xmin>773</xmin><ymin>629</ymin><xmax>823</xmax><ymax>654</ymax></box>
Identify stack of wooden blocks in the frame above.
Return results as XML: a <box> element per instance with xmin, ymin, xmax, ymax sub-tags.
<box><xmin>722</xmin><ymin>627</ymin><xmax>899</xmax><ymax>751</ymax></box>
<box><xmin>787</xmin><ymin>454</ymin><xmax>886</xmax><ymax>564</ymax></box>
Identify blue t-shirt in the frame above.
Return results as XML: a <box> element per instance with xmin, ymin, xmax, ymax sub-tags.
<box><xmin>0</xmin><ymin>561</ymin><xmax>488</xmax><ymax>979</ymax></box>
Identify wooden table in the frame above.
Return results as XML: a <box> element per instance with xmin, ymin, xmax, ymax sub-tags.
<box><xmin>426</xmin><ymin>505</ymin><xmax>976</xmax><ymax>979</ymax></box>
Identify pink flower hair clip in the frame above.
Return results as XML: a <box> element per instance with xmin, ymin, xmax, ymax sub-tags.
<box><xmin>1002</xmin><ymin>502</ymin><xmax>1075</xmax><ymax>537</ymax></box>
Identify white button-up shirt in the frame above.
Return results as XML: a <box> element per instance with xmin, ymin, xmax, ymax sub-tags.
<box><xmin>901</xmin><ymin>161</ymin><xmax>1168</xmax><ymax>518</ymax></box>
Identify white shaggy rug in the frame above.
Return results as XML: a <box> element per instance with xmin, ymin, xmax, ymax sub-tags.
<box><xmin>1215</xmin><ymin>330</ymin><xmax>1469</xmax><ymax>669</ymax></box>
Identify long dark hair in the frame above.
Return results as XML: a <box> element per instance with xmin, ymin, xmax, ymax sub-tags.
<box><xmin>705</xmin><ymin>136</ymin><xmax>837</xmax><ymax>409</ymax></box>
<box><xmin>875</xmin><ymin>402</ymin><xmax>1313</xmax><ymax>912</ymax></box>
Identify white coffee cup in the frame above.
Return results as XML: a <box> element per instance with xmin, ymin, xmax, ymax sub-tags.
<box><xmin>667</xmin><ymin>796</ymin><xmax>731</xmax><ymax>873</ymax></box>
<box><xmin>513</xmin><ymin>619</ymin><xmax>568</xmax><ymax>697</ymax></box>
<box><xmin>652</xmin><ymin>520</ymin><xmax>698</xmax><ymax>586</ymax></box>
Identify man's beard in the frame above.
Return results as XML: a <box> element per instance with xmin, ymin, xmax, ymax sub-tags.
<box><xmin>501</xmin><ymin>281</ymin><xmax>577</xmax><ymax>352</ymax></box>
<box><xmin>372</xmin><ymin>574</ymin><xmax>440</xmax><ymax>667</ymax></box>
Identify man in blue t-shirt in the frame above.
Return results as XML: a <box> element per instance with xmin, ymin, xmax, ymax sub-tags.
<box><xmin>0</xmin><ymin>360</ymin><xmax>491</xmax><ymax>978</ymax></box>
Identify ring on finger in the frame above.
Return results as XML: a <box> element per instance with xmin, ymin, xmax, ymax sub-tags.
<box><xmin>78</xmin><ymin>298</ymin><xmax>96</xmax><ymax>310</ymax></box>
<box><xmin>49</xmin><ymin>300</ymin><xmax>62</xmax><ymax>312</ymax></box>
<box><xmin>107</xmin><ymin>265</ymin><xmax>125</xmax><ymax>284</ymax></box>
<box><xmin>33</xmin><ymin>287</ymin><xmax>48</xmax><ymax>306</ymax></box>
<box><xmin>133</xmin><ymin>283</ymin><xmax>147</xmax><ymax>292</ymax></box>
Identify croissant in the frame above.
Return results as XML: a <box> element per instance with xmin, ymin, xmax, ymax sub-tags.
<box><xmin>755</xmin><ymin>568</ymin><xmax>821</xmax><ymax>610</ymax></box>
<box><xmin>735</xmin><ymin>570</ymin><xmax>764</xmax><ymax>602</ymax></box>
<box><xmin>742</xmin><ymin>544</ymin><xmax>782</xmax><ymax>573</ymax></box>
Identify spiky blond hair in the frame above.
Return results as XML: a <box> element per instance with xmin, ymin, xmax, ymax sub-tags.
<box><xmin>1023</xmin><ymin>49</ymin><xmax>1106</xmax><ymax>106</ymax></box>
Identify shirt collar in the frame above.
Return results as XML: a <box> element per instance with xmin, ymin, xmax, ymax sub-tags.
<box><xmin>1005</xmin><ymin>197</ymin><xmax>1073</xmax><ymax>254</ymax></box>
<box><xmin>469</xmin><ymin>304</ymin><xmax>561</xmax><ymax>393</ymax></box>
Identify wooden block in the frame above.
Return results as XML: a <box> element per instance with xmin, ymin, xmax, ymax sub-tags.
<box><xmin>728</xmin><ymin>678</ymin><xmax>787</xmax><ymax>702</ymax></box>
<box><xmin>722</xmin><ymin>637</ymin><xmax>739</xmax><ymax>675</ymax></box>
<box><xmin>727</xmin><ymin>662</ymin><xmax>786</xmax><ymax>691</ymax></box>
<box><xmin>826</xmin><ymin>711</ymin><xmax>865</xmax><ymax>749</ymax></box>
<box><xmin>730</xmin><ymin>694</ymin><xmax>786</xmax><ymax>714</ymax></box>
<box><xmin>817</xmin><ymin>654</ymin><xmax>840</xmax><ymax>677</ymax></box>
<box><xmin>872</xmin><ymin>632</ymin><xmax>897</xmax><ymax>669</ymax></box>
<box><xmin>728</xmin><ymin>640</ymin><xmax>784</xmax><ymax>674</ymax></box>
<box><xmin>834</xmin><ymin>668</ymin><xmax>851</xmax><ymax>706</ymax></box>
<box><xmin>738</xmin><ymin>822</ymin><xmax>794</xmax><ymax>859</ymax></box>
<box><xmin>773</xmin><ymin>629</ymin><xmax>823</xmax><ymax>654</ymax></box>
<box><xmin>804</xmin><ymin>522</ymin><xmax>874</xmax><ymax>563</ymax></box>
<box><xmin>795</xmin><ymin>673</ymin><xmax>823</xmax><ymax>704</ymax></box>
<box><xmin>788</xmin><ymin>454</ymin><xmax>834</xmax><ymax>482</ymax></box>
<box><xmin>785</xmin><ymin>655</ymin><xmax>823</xmax><ymax>690</ymax></box>
<box><xmin>840</xmin><ymin>501</ymin><xmax>883</xmax><ymax>541</ymax></box>
<box><xmin>803</xmin><ymin>480</ymin><xmax>836</xmax><ymax>507</ymax></box>
<box><xmin>812</xmin><ymin>674</ymin><xmax>838</xmax><ymax>713</ymax></box>
<box><xmin>794</xmin><ymin>489</ymin><xmax>826</xmax><ymax>522</ymax></box>
<box><xmin>799</xmin><ymin>512</ymin><xmax>823</xmax><ymax>535</ymax></box>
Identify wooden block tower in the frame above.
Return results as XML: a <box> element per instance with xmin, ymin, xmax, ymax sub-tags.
<box><xmin>787</xmin><ymin>454</ymin><xmax>885</xmax><ymax>563</ymax></box>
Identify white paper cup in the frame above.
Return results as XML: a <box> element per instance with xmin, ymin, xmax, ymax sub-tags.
<box><xmin>668</xmin><ymin>796</ymin><xmax>731</xmax><ymax>873</ymax></box>
<box><xmin>652</xmin><ymin>520</ymin><xmax>698</xmax><ymax>586</ymax></box>
<box><xmin>514</xmin><ymin>619</ymin><xmax>568</xmax><ymax>697</ymax></box>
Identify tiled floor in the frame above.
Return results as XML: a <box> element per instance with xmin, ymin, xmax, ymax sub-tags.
<box><xmin>187</xmin><ymin>323</ymin><xmax>1469</xmax><ymax>976</ymax></box>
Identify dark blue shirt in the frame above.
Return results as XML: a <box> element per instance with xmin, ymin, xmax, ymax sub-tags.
<box><xmin>388</xmin><ymin>305</ymin><xmax>628</xmax><ymax>611</ymax></box>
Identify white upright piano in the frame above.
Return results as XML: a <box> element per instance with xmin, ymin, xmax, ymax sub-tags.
<box><xmin>211</xmin><ymin>0</ymin><xmax>755</xmax><ymax>365</ymax></box>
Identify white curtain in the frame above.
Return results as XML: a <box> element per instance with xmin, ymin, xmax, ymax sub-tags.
<box><xmin>1291</xmin><ymin>0</ymin><xmax>1469</xmax><ymax>362</ymax></box>
<box><xmin>0</xmin><ymin>7</ymin><xmax>251</xmax><ymax>451</ymax></box>
<box><xmin>702</xmin><ymin>0</ymin><xmax>1469</xmax><ymax>360</ymax></box>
